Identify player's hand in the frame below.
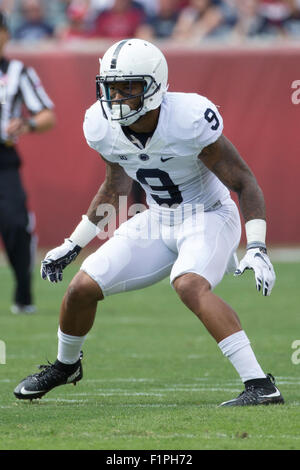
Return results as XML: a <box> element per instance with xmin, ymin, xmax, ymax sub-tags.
<box><xmin>41</xmin><ymin>239</ymin><xmax>81</xmax><ymax>283</ymax></box>
<box><xmin>6</xmin><ymin>118</ymin><xmax>30</xmax><ymax>139</ymax></box>
<box><xmin>234</xmin><ymin>247</ymin><xmax>276</xmax><ymax>296</ymax></box>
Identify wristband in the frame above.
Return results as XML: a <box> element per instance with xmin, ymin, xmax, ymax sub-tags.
<box><xmin>26</xmin><ymin>118</ymin><xmax>37</xmax><ymax>132</ymax></box>
<box><xmin>245</xmin><ymin>219</ymin><xmax>266</xmax><ymax>250</ymax></box>
<box><xmin>69</xmin><ymin>215</ymin><xmax>100</xmax><ymax>248</ymax></box>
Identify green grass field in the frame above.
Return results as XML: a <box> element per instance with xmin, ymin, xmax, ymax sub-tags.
<box><xmin>0</xmin><ymin>255</ymin><xmax>299</xmax><ymax>450</ymax></box>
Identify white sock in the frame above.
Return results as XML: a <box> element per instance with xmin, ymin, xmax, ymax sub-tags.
<box><xmin>218</xmin><ymin>330</ymin><xmax>266</xmax><ymax>383</ymax></box>
<box><xmin>57</xmin><ymin>327</ymin><xmax>86</xmax><ymax>365</ymax></box>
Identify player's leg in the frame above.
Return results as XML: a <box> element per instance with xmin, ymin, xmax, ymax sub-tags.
<box><xmin>173</xmin><ymin>273</ymin><xmax>242</xmax><ymax>343</ymax></box>
<box><xmin>58</xmin><ymin>210</ymin><xmax>176</xmax><ymax>361</ymax></box>
<box><xmin>14</xmin><ymin>210</ymin><xmax>176</xmax><ymax>399</ymax></box>
<box><xmin>171</xmin><ymin>200</ymin><xmax>251</xmax><ymax>365</ymax></box>
<box><xmin>12</xmin><ymin>273</ymin><xmax>96</xmax><ymax>400</ymax></box>
<box><xmin>173</xmin><ymin>273</ymin><xmax>269</xmax><ymax>385</ymax></box>
<box><xmin>59</xmin><ymin>271</ymin><xmax>103</xmax><ymax>337</ymax></box>
<box><xmin>0</xmin><ymin>169</ymin><xmax>36</xmax><ymax>313</ymax></box>
<box><xmin>171</xmin><ymin>199</ymin><xmax>283</xmax><ymax>406</ymax></box>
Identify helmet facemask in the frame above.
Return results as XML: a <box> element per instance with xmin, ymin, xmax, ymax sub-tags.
<box><xmin>96</xmin><ymin>74</ymin><xmax>161</xmax><ymax>126</ymax></box>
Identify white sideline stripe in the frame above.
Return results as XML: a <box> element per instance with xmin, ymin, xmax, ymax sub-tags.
<box><xmin>5</xmin><ymin>355</ymin><xmax>36</xmax><ymax>359</ymax></box>
<box><xmin>85</xmin><ymin>378</ymin><xmax>155</xmax><ymax>383</ymax></box>
<box><xmin>114</xmin><ymin>434</ymin><xmax>300</xmax><ymax>441</ymax></box>
<box><xmin>67</xmin><ymin>387</ymin><xmax>241</xmax><ymax>397</ymax></box>
<box><xmin>43</xmin><ymin>399</ymin><xmax>87</xmax><ymax>404</ymax></box>
<box><xmin>267</xmin><ymin>247</ymin><xmax>300</xmax><ymax>262</ymax></box>
<box><xmin>42</xmin><ymin>399</ymin><xmax>178</xmax><ymax>407</ymax></box>
<box><xmin>82</xmin><ymin>392</ymin><xmax>164</xmax><ymax>397</ymax></box>
<box><xmin>70</xmin><ymin>387</ymin><xmax>240</xmax><ymax>393</ymax></box>
<box><xmin>44</xmin><ymin>430</ymin><xmax>298</xmax><ymax>441</ymax></box>
<box><xmin>236</xmin><ymin>247</ymin><xmax>300</xmax><ymax>262</ymax></box>
<box><xmin>0</xmin><ymin>379</ymin><xmax>300</xmax><ymax>393</ymax></box>
<box><xmin>3</xmin><ymin>377</ymin><xmax>300</xmax><ymax>385</ymax></box>
<box><xmin>85</xmin><ymin>377</ymin><xmax>300</xmax><ymax>384</ymax></box>
<box><xmin>117</xmin><ymin>433</ymin><xmax>198</xmax><ymax>439</ymax></box>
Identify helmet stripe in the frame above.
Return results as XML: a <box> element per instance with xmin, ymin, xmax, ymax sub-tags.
<box><xmin>110</xmin><ymin>39</ymin><xmax>128</xmax><ymax>70</ymax></box>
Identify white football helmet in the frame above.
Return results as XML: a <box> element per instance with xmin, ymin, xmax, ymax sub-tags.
<box><xmin>96</xmin><ymin>38</ymin><xmax>168</xmax><ymax>126</ymax></box>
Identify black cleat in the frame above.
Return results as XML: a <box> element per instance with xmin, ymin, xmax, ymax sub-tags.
<box><xmin>219</xmin><ymin>374</ymin><xmax>284</xmax><ymax>407</ymax></box>
<box><xmin>14</xmin><ymin>354</ymin><xmax>83</xmax><ymax>400</ymax></box>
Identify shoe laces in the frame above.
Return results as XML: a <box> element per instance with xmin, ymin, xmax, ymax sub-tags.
<box><xmin>28</xmin><ymin>360</ymin><xmax>63</xmax><ymax>381</ymax></box>
<box><xmin>37</xmin><ymin>360</ymin><xmax>56</xmax><ymax>374</ymax></box>
<box><xmin>30</xmin><ymin>352</ymin><xmax>83</xmax><ymax>380</ymax></box>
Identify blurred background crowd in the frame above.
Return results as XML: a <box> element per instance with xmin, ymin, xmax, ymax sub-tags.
<box><xmin>1</xmin><ymin>0</ymin><xmax>300</xmax><ymax>45</ymax></box>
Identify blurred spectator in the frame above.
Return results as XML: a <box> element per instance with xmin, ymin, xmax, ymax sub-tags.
<box><xmin>282</xmin><ymin>0</ymin><xmax>300</xmax><ymax>35</ymax></box>
<box><xmin>229</xmin><ymin>0</ymin><xmax>292</xmax><ymax>38</ymax></box>
<box><xmin>0</xmin><ymin>0</ymin><xmax>15</xmax><ymax>13</ymax></box>
<box><xmin>258</xmin><ymin>0</ymin><xmax>292</xmax><ymax>34</ymax></box>
<box><xmin>14</xmin><ymin>0</ymin><xmax>54</xmax><ymax>41</ymax></box>
<box><xmin>60</xmin><ymin>0</ymin><xmax>74</xmax><ymax>8</ymax></box>
<box><xmin>57</xmin><ymin>0</ymin><xmax>91</xmax><ymax>39</ymax></box>
<box><xmin>134</xmin><ymin>0</ymin><xmax>159</xmax><ymax>16</ymax></box>
<box><xmin>11</xmin><ymin>1</ymin><xmax>73</xmax><ymax>34</ymax></box>
<box><xmin>91</xmin><ymin>0</ymin><xmax>145</xmax><ymax>39</ymax></box>
<box><xmin>288</xmin><ymin>0</ymin><xmax>300</xmax><ymax>15</ymax></box>
<box><xmin>137</xmin><ymin>0</ymin><xmax>181</xmax><ymax>40</ymax></box>
<box><xmin>89</xmin><ymin>0</ymin><xmax>113</xmax><ymax>13</ymax></box>
<box><xmin>4</xmin><ymin>0</ymin><xmax>300</xmax><ymax>43</ymax></box>
<box><xmin>230</xmin><ymin>0</ymin><xmax>263</xmax><ymax>37</ymax></box>
<box><xmin>289</xmin><ymin>0</ymin><xmax>300</xmax><ymax>14</ymax></box>
<box><xmin>172</xmin><ymin>0</ymin><xmax>225</xmax><ymax>42</ymax></box>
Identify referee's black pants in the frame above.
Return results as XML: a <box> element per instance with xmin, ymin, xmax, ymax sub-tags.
<box><xmin>0</xmin><ymin>165</ymin><xmax>35</xmax><ymax>306</ymax></box>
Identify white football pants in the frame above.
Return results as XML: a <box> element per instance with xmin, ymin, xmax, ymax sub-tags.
<box><xmin>80</xmin><ymin>198</ymin><xmax>241</xmax><ymax>297</ymax></box>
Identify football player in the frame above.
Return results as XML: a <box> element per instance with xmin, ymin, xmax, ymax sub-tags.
<box><xmin>14</xmin><ymin>39</ymin><xmax>283</xmax><ymax>406</ymax></box>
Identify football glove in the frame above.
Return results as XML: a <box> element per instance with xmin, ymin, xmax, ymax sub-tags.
<box><xmin>234</xmin><ymin>247</ymin><xmax>276</xmax><ymax>296</ymax></box>
<box><xmin>41</xmin><ymin>239</ymin><xmax>81</xmax><ymax>283</ymax></box>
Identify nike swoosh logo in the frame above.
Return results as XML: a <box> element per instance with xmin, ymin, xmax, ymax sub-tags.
<box><xmin>260</xmin><ymin>388</ymin><xmax>281</xmax><ymax>398</ymax></box>
<box><xmin>254</xmin><ymin>253</ymin><xmax>271</xmax><ymax>270</ymax></box>
<box><xmin>219</xmin><ymin>399</ymin><xmax>235</xmax><ymax>406</ymax></box>
<box><xmin>161</xmin><ymin>157</ymin><xmax>175</xmax><ymax>162</ymax></box>
<box><xmin>67</xmin><ymin>368</ymin><xmax>81</xmax><ymax>383</ymax></box>
<box><xmin>20</xmin><ymin>386</ymin><xmax>45</xmax><ymax>395</ymax></box>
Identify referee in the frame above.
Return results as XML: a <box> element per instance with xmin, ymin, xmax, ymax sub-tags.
<box><xmin>0</xmin><ymin>11</ymin><xmax>55</xmax><ymax>314</ymax></box>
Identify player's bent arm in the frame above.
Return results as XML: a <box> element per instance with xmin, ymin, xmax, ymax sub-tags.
<box><xmin>199</xmin><ymin>135</ymin><xmax>276</xmax><ymax>296</ymax></box>
<box><xmin>66</xmin><ymin>158</ymin><xmax>132</xmax><ymax>246</ymax></box>
<box><xmin>199</xmin><ymin>134</ymin><xmax>265</xmax><ymax>223</ymax></box>
<box><xmin>40</xmin><ymin>158</ymin><xmax>132</xmax><ymax>283</ymax></box>
<box><xmin>86</xmin><ymin>159</ymin><xmax>133</xmax><ymax>226</ymax></box>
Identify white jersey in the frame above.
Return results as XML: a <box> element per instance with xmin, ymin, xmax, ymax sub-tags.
<box><xmin>83</xmin><ymin>92</ymin><xmax>230</xmax><ymax>213</ymax></box>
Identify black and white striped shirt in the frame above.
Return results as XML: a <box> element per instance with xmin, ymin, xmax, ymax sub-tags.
<box><xmin>0</xmin><ymin>57</ymin><xmax>53</xmax><ymax>144</ymax></box>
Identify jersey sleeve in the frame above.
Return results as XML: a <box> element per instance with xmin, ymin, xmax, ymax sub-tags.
<box><xmin>193</xmin><ymin>96</ymin><xmax>223</xmax><ymax>153</ymax></box>
<box><xmin>83</xmin><ymin>101</ymin><xmax>111</xmax><ymax>155</ymax></box>
<box><xmin>19</xmin><ymin>66</ymin><xmax>54</xmax><ymax>114</ymax></box>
